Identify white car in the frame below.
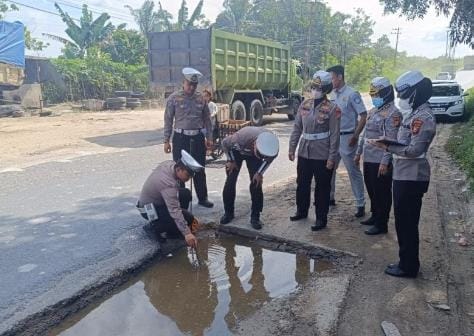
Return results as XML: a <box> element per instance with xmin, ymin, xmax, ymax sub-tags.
<box><xmin>429</xmin><ymin>80</ymin><xmax>468</xmax><ymax>120</ymax></box>
<box><xmin>436</xmin><ymin>72</ymin><xmax>452</xmax><ymax>80</ymax></box>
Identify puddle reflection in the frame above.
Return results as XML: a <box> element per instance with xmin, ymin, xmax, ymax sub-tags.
<box><xmin>52</xmin><ymin>237</ymin><xmax>332</xmax><ymax>336</ymax></box>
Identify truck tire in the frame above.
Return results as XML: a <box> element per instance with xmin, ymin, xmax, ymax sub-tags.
<box><xmin>231</xmin><ymin>100</ymin><xmax>247</xmax><ymax>120</ymax></box>
<box><xmin>250</xmin><ymin>99</ymin><xmax>264</xmax><ymax>126</ymax></box>
<box><xmin>287</xmin><ymin>98</ymin><xmax>301</xmax><ymax>120</ymax></box>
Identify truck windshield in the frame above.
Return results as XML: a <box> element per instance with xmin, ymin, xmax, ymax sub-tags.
<box><xmin>432</xmin><ymin>85</ymin><xmax>460</xmax><ymax>97</ymax></box>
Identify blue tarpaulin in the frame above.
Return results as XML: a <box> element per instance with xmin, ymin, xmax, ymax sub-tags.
<box><xmin>0</xmin><ymin>21</ymin><xmax>25</xmax><ymax>68</ymax></box>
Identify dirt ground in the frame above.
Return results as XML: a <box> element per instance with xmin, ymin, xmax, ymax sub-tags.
<box><xmin>0</xmin><ymin>106</ymin><xmax>165</xmax><ymax>171</ymax></box>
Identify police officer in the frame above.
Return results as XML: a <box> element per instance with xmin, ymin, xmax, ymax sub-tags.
<box><xmin>355</xmin><ymin>77</ymin><xmax>402</xmax><ymax>235</ymax></box>
<box><xmin>137</xmin><ymin>150</ymin><xmax>202</xmax><ymax>248</ymax></box>
<box><xmin>288</xmin><ymin>70</ymin><xmax>340</xmax><ymax>231</ymax></box>
<box><xmin>327</xmin><ymin>65</ymin><xmax>367</xmax><ymax>217</ymax></box>
<box><xmin>164</xmin><ymin>67</ymin><xmax>214</xmax><ymax>208</ymax></box>
<box><xmin>370</xmin><ymin>70</ymin><xmax>436</xmax><ymax>278</ymax></box>
<box><xmin>220</xmin><ymin>126</ymin><xmax>279</xmax><ymax>230</ymax></box>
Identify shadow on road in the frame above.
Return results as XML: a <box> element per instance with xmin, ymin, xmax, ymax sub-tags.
<box><xmin>85</xmin><ymin>130</ymin><xmax>164</xmax><ymax>148</ymax></box>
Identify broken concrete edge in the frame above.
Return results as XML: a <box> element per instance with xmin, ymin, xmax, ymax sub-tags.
<box><xmin>0</xmin><ymin>237</ymin><xmax>186</xmax><ymax>336</ymax></box>
<box><xmin>217</xmin><ymin>224</ymin><xmax>360</xmax><ymax>260</ymax></box>
<box><xmin>381</xmin><ymin>321</ymin><xmax>402</xmax><ymax>336</ymax></box>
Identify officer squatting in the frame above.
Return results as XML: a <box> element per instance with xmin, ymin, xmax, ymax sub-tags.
<box><xmin>137</xmin><ymin>66</ymin><xmax>436</xmax><ymax>279</ymax></box>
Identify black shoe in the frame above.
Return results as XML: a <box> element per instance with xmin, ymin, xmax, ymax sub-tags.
<box><xmin>355</xmin><ymin>206</ymin><xmax>365</xmax><ymax>218</ymax></box>
<box><xmin>364</xmin><ymin>226</ymin><xmax>388</xmax><ymax>235</ymax></box>
<box><xmin>329</xmin><ymin>199</ymin><xmax>336</xmax><ymax>206</ymax></box>
<box><xmin>220</xmin><ymin>213</ymin><xmax>234</xmax><ymax>225</ymax></box>
<box><xmin>250</xmin><ymin>217</ymin><xmax>262</xmax><ymax>230</ymax></box>
<box><xmin>290</xmin><ymin>212</ymin><xmax>308</xmax><ymax>221</ymax></box>
<box><xmin>360</xmin><ymin>215</ymin><xmax>376</xmax><ymax>225</ymax></box>
<box><xmin>387</xmin><ymin>262</ymin><xmax>399</xmax><ymax>269</ymax></box>
<box><xmin>198</xmin><ymin>199</ymin><xmax>214</xmax><ymax>208</ymax></box>
<box><xmin>384</xmin><ymin>265</ymin><xmax>417</xmax><ymax>278</ymax></box>
<box><xmin>311</xmin><ymin>219</ymin><xmax>327</xmax><ymax>231</ymax></box>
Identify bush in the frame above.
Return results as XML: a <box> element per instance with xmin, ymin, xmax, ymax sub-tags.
<box><xmin>44</xmin><ymin>53</ymin><xmax>149</xmax><ymax>103</ymax></box>
<box><xmin>446</xmin><ymin>88</ymin><xmax>474</xmax><ymax>191</ymax></box>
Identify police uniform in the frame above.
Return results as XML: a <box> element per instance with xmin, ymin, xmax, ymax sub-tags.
<box><xmin>384</xmin><ymin>71</ymin><xmax>436</xmax><ymax>277</ymax></box>
<box><xmin>289</xmin><ymin>86</ymin><xmax>340</xmax><ymax>229</ymax></box>
<box><xmin>137</xmin><ymin>150</ymin><xmax>203</xmax><ymax>238</ymax></box>
<box><xmin>357</xmin><ymin>77</ymin><xmax>403</xmax><ymax>235</ymax></box>
<box><xmin>164</xmin><ymin>68</ymin><xmax>213</xmax><ymax>206</ymax></box>
<box><xmin>330</xmin><ymin>84</ymin><xmax>367</xmax><ymax>211</ymax></box>
<box><xmin>220</xmin><ymin>126</ymin><xmax>279</xmax><ymax>229</ymax></box>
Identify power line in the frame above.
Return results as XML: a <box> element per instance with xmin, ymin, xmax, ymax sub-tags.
<box><xmin>5</xmin><ymin>0</ymin><xmax>80</xmax><ymax>21</ymax></box>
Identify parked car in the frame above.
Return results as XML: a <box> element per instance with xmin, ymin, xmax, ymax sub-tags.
<box><xmin>429</xmin><ymin>80</ymin><xmax>468</xmax><ymax>120</ymax></box>
<box><xmin>436</xmin><ymin>72</ymin><xmax>452</xmax><ymax>80</ymax></box>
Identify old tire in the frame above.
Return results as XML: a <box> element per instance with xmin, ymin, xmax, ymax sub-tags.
<box><xmin>250</xmin><ymin>99</ymin><xmax>264</xmax><ymax>126</ymax></box>
<box><xmin>231</xmin><ymin>100</ymin><xmax>247</xmax><ymax>120</ymax></box>
<box><xmin>287</xmin><ymin>97</ymin><xmax>301</xmax><ymax>120</ymax></box>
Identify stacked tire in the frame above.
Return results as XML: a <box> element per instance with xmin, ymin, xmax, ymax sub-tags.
<box><xmin>106</xmin><ymin>97</ymin><xmax>127</xmax><ymax>110</ymax></box>
<box><xmin>126</xmin><ymin>97</ymin><xmax>141</xmax><ymax>109</ymax></box>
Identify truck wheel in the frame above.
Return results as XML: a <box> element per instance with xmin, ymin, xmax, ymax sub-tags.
<box><xmin>231</xmin><ymin>100</ymin><xmax>247</xmax><ymax>120</ymax></box>
<box><xmin>287</xmin><ymin>98</ymin><xmax>301</xmax><ymax>120</ymax></box>
<box><xmin>250</xmin><ymin>99</ymin><xmax>264</xmax><ymax>126</ymax></box>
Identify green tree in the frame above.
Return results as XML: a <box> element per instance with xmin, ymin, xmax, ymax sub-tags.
<box><xmin>126</xmin><ymin>1</ymin><xmax>160</xmax><ymax>38</ymax></box>
<box><xmin>173</xmin><ymin>0</ymin><xmax>208</xmax><ymax>30</ymax></box>
<box><xmin>0</xmin><ymin>0</ymin><xmax>17</xmax><ymax>19</ymax></box>
<box><xmin>25</xmin><ymin>28</ymin><xmax>49</xmax><ymax>52</ymax></box>
<box><xmin>379</xmin><ymin>0</ymin><xmax>473</xmax><ymax>48</ymax></box>
<box><xmin>215</xmin><ymin>0</ymin><xmax>253</xmax><ymax>33</ymax></box>
<box><xmin>101</xmin><ymin>27</ymin><xmax>146</xmax><ymax>65</ymax></box>
<box><xmin>44</xmin><ymin>3</ymin><xmax>114</xmax><ymax>58</ymax></box>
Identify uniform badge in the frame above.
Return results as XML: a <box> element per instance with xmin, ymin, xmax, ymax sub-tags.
<box><xmin>392</xmin><ymin>115</ymin><xmax>401</xmax><ymax>127</ymax></box>
<box><xmin>411</xmin><ymin>118</ymin><xmax>424</xmax><ymax>135</ymax></box>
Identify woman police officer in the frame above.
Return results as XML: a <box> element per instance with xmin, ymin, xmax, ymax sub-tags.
<box><xmin>355</xmin><ymin>77</ymin><xmax>402</xmax><ymax>235</ymax></box>
<box><xmin>288</xmin><ymin>70</ymin><xmax>341</xmax><ymax>231</ymax></box>
<box><xmin>370</xmin><ymin>70</ymin><xmax>436</xmax><ymax>278</ymax></box>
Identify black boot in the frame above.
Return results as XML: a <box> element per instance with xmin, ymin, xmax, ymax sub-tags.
<box><xmin>198</xmin><ymin>199</ymin><xmax>214</xmax><ymax>208</ymax></box>
<box><xmin>250</xmin><ymin>214</ymin><xmax>262</xmax><ymax>230</ymax></box>
<box><xmin>290</xmin><ymin>211</ymin><xmax>308</xmax><ymax>221</ymax></box>
<box><xmin>329</xmin><ymin>199</ymin><xmax>336</xmax><ymax>206</ymax></box>
<box><xmin>360</xmin><ymin>215</ymin><xmax>376</xmax><ymax>225</ymax></box>
<box><xmin>220</xmin><ymin>212</ymin><xmax>234</xmax><ymax>225</ymax></box>
<box><xmin>311</xmin><ymin>218</ymin><xmax>327</xmax><ymax>231</ymax></box>
<box><xmin>384</xmin><ymin>265</ymin><xmax>417</xmax><ymax>278</ymax></box>
<box><xmin>355</xmin><ymin>206</ymin><xmax>365</xmax><ymax>218</ymax></box>
<box><xmin>364</xmin><ymin>225</ymin><xmax>388</xmax><ymax>235</ymax></box>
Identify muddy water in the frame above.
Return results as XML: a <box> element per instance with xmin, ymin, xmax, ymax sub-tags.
<box><xmin>50</xmin><ymin>237</ymin><xmax>333</xmax><ymax>336</ymax></box>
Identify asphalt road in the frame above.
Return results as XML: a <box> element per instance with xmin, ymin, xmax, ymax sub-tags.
<box><xmin>0</xmin><ymin>115</ymin><xmax>295</xmax><ymax>332</ymax></box>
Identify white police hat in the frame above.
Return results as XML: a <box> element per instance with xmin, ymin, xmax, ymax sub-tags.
<box><xmin>312</xmin><ymin>70</ymin><xmax>332</xmax><ymax>86</ymax></box>
<box><xmin>256</xmin><ymin>132</ymin><xmax>279</xmax><ymax>158</ymax></box>
<box><xmin>395</xmin><ymin>70</ymin><xmax>424</xmax><ymax>93</ymax></box>
<box><xmin>182</xmin><ymin>67</ymin><xmax>203</xmax><ymax>84</ymax></box>
<box><xmin>180</xmin><ymin>150</ymin><xmax>203</xmax><ymax>175</ymax></box>
<box><xmin>369</xmin><ymin>77</ymin><xmax>391</xmax><ymax>95</ymax></box>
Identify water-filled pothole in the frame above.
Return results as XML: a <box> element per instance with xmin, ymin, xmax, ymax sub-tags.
<box><xmin>50</xmin><ymin>236</ymin><xmax>334</xmax><ymax>336</ymax></box>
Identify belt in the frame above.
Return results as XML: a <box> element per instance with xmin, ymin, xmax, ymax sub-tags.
<box><xmin>174</xmin><ymin>128</ymin><xmax>204</xmax><ymax>136</ymax></box>
<box><xmin>340</xmin><ymin>130</ymin><xmax>354</xmax><ymax>135</ymax></box>
<box><xmin>394</xmin><ymin>153</ymin><xmax>426</xmax><ymax>160</ymax></box>
<box><xmin>302</xmin><ymin>131</ymin><xmax>330</xmax><ymax>140</ymax></box>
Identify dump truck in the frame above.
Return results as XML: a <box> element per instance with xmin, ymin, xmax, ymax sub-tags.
<box><xmin>148</xmin><ymin>27</ymin><xmax>304</xmax><ymax>125</ymax></box>
<box><xmin>0</xmin><ymin>21</ymin><xmax>25</xmax><ymax>93</ymax></box>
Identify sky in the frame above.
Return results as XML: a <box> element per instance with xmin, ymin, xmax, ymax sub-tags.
<box><xmin>4</xmin><ymin>0</ymin><xmax>473</xmax><ymax>59</ymax></box>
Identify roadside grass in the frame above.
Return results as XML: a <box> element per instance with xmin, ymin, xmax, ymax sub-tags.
<box><xmin>445</xmin><ymin>87</ymin><xmax>474</xmax><ymax>191</ymax></box>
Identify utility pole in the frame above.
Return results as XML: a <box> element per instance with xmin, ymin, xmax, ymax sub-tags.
<box><xmin>391</xmin><ymin>27</ymin><xmax>401</xmax><ymax>66</ymax></box>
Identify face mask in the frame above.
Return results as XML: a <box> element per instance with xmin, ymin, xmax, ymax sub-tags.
<box><xmin>398</xmin><ymin>98</ymin><xmax>412</xmax><ymax>110</ymax></box>
<box><xmin>372</xmin><ymin>97</ymin><xmax>384</xmax><ymax>108</ymax></box>
<box><xmin>311</xmin><ymin>89</ymin><xmax>323</xmax><ymax>99</ymax></box>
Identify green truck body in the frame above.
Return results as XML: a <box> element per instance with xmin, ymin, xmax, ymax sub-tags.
<box><xmin>148</xmin><ymin>27</ymin><xmax>304</xmax><ymax>125</ymax></box>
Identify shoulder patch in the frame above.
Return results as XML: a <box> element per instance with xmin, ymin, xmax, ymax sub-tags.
<box><xmin>352</xmin><ymin>91</ymin><xmax>362</xmax><ymax>105</ymax></box>
<box><xmin>302</xmin><ymin>99</ymin><xmax>313</xmax><ymax>110</ymax></box>
<box><xmin>411</xmin><ymin>118</ymin><xmax>424</xmax><ymax>135</ymax></box>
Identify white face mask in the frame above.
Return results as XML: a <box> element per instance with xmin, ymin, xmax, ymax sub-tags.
<box><xmin>397</xmin><ymin>98</ymin><xmax>412</xmax><ymax>119</ymax></box>
<box><xmin>311</xmin><ymin>89</ymin><xmax>323</xmax><ymax>99</ymax></box>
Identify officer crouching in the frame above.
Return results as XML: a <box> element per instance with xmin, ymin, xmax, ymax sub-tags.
<box><xmin>288</xmin><ymin>70</ymin><xmax>340</xmax><ymax>231</ymax></box>
<box><xmin>136</xmin><ymin>150</ymin><xmax>202</xmax><ymax>248</ymax></box>
<box><xmin>219</xmin><ymin>127</ymin><xmax>279</xmax><ymax>230</ymax></box>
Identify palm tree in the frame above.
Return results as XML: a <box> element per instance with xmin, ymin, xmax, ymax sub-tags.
<box><xmin>174</xmin><ymin>0</ymin><xmax>206</xmax><ymax>30</ymax></box>
<box><xmin>215</xmin><ymin>0</ymin><xmax>252</xmax><ymax>33</ymax></box>
<box><xmin>43</xmin><ymin>3</ymin><xmax>113</xmax><ymax>58</ymax></box>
